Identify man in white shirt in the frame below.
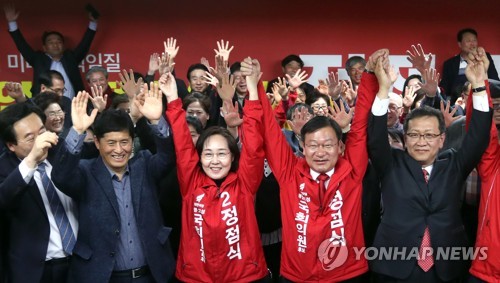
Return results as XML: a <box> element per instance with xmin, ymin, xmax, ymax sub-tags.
<box><xmin>0</xmin><ymin>102</ymin><xmax>77</xmax><ymax>283</ymax></box>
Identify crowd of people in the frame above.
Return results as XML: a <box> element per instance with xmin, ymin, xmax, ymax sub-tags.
<box><xmin>1</xmin><ymin>4</ymin><xmax>500</xmax><ymax>283</ymax></box>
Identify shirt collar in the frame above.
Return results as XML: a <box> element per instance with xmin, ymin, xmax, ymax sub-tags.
<box><xmin>310</xmin><ymin>167</ymin><xmax>335</xmax><ymax>181</ymax></box>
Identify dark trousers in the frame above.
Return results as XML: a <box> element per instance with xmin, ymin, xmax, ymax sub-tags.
<box><xmin>468</xmin><ymin>274</ymin><xmax>487</xmax><ymax>283</ymax></box>
<box><xmin>40</xmin><ymin>258</ymin><xmax>71</xmax><ymax>283</ymax></box>
<box><xmin>280</xmin><ymin>272</ymin><xmax>369</xmax><ymax>283</ymax></box>
<box><xmin>263</xmin><ymin>242</ymin><xmax>282</xmax><ymax>283</ymax></box>
<box><xmin>375</xmin><ymin>266</ymin><xmax>459</xmax><ymax>283</ymax></box>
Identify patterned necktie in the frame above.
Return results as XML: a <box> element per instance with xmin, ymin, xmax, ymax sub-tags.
<box><xmin>37</xmin><ymin>163</ymin><xmax>76</xmax><ymax>255</ymax></box>
<box><xmin>317</xmin><ymin>173</ymin><xmax>329</xmax><ymax>211</ymax></box>
<box><xmin>418</xmin><ymin>168</ymin><xmax>434</xmax><ymax>271</ymax></box>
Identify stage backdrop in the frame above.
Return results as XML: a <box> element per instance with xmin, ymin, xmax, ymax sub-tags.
<box><xmin>1</xmin><ymin>0</ymin><xmax>499</xmax><ymax>109</ymax></box>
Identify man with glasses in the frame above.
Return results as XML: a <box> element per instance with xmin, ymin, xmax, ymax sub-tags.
<box><xmin>246</xmin><ymin>50</ymin><xmax>386</xmax><ymax>282</ymax></box>
<box><xmin>387</xmin><ymin>92</ymin><xmax>404</xmax><ymax>134</ymax></box>
<box><xmin>368</xmin><ymin>56</ymin><xmax>492</xmax><ymax>282</ymax></box>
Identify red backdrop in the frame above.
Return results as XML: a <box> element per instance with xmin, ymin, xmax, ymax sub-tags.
<box><xmin>1</xmin><ymin>0</ymin><xmax>499</xmax><ymax>108</ymax></box>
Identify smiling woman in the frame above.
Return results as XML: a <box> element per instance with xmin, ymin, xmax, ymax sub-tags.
<box><xmin>32</xmin><ymin>91</ymin><xmax>65</xmax><ymax>135</ymax></box>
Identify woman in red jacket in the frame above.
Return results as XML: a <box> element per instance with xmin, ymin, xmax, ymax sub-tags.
<box><xmin>161</xmin><ymin>69</ymin><xmax>270</xmax><ymax>282</ymax></box>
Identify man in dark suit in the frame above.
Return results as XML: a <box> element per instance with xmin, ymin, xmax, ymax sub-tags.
<box><xmin>368</xmin><ymin>53</ymin><xmax>492</xmax><ymax>282</ymax></box>
<box><xmin>440</xmin><ymin>28</ymin><xmax>498</xmax><ymax>104</ymax></box>
<box><xmin>4</xmin><ymin>4</ymin><xmax>97</xmax><ymax>99</ymax></box>
<box><xmin>52</xmin><ymin>86</ymin><xmax>176</xmax><ymax>282</ymax></box>
<box><xmin>0</xmin><ymin>102</ymin><xmax>76</xmax><ymax>283</ymax></box>
<box><xmin>266</xmin><ymin>54</ymin><xmax>315</xmax><ymax>97</ymax></box>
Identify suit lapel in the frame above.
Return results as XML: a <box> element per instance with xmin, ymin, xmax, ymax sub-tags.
<box><xmin>403</xmin><ymin>154</ymin><xmax>429</xmax><ymax>201</ymax></box>
<box><xmin>92</xmin><ymin>157</ymin><xmax>120</xmax><ymax>219</ymax></box>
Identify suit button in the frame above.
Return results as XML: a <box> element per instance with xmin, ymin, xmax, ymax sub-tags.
<box><xmin>110</xmin><ymin>252</ymin><xmax>115</xmax><ymax>257</ymax></box>
<box><xmin>115</xmin><ymin>229</ymin><xmax>120</xmax><ymax>235</ymax></box>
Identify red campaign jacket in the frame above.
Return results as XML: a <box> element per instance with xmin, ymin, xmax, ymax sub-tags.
<box><xmin>259</xmin><ymin>74</ymin><xmax>378</xmax><ymax>282</ymax></box>
<box><xmin>166</xmin><ymin>98</ymin><xmax>268</xmax><ymax>283</ymax></box>
<box><xmin>467</xmin><ymin>82</ymin><xmax>500</xmax><ymax>282</ymax></box>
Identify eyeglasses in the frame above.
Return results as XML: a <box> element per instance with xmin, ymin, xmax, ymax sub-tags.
<box><xmin>388</xmin><ymin>105</ymin><xmax>402</xmax><ymax>111</ymax></box>
<box><xmin>406</xmin><ymin>133</ymin><xmax>442</xmax><ymax>141</ymax></box>
<box><xmin>46</xmin><ymin>110</ymin><xmax>65</xmax><ymax>118</ymax></box>
<box><xmin>201</xmin><ymin>152</ymin><xmax>230</xmax><ymax>161</ymax></box>
<box><xmin>311</xmin><ymin>105</ymin><xmax>328</xmax><ymax>111</ymax></box>
<box><xmin>304</xmin><ymin>143</ymin><xmax>338</xmax><ymax>152</ymax></box>
<box><xmin>48</xmin><ymin>87</ymin><xmax>67</xmax><ymax>94</ymax></box>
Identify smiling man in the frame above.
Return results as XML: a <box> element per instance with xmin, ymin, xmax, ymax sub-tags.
<box><xmin>440</xmin><ymin>28</ymin><xmax>498</xmax><ymax>104</ymax></box>
<box><xmin>368</xmin><ymin>55</ymin><xmax>492</xmax><ymax>282</ymax></box>
<box><xmin>51</xmin><ymin>87</ymin><xmax>176</xmax><ymax>283</ymax></box>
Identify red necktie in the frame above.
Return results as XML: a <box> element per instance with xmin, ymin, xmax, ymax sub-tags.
<box><xmin>317</xmin><ymin>173</ymin><xmax>329</xmax><ymax>211</ymax></box>
<box><xmin>418</xmin><ymin>168</ymin><xmax>434</xmax><ymax>272</ymax></box>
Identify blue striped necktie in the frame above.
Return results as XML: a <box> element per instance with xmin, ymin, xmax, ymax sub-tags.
<box><xmin>37</xmin><ymin>162</ymin><xmax>76</xmax><ymax>254</ymax></box>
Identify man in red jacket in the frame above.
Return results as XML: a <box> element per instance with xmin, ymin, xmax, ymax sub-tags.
<box><xmin>241</xmin><ymin>49</ymin><xmax>389</xmax><ymax>282</ymax></box>
<box><xmin>469</xmin><ymin>78</ymin><xmax>500</xmax><ymax>283</ymax></box>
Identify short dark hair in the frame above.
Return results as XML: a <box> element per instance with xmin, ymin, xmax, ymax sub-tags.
<box><xmin>187</xmin><ymin>63</ymin><xmax>209</xmax><ymax>81</ymax></box>
<box><xmin>0</xmin><ymin>102</ymin><xmax>45</xmax><ymax>145</ymax></box>
<box><xmin>93</xmin><ymin>109</ymin><xmax>135</xmax><ymax>140</ymax></box>
<box><xmin>388</xmin><ymin>127</ymin><xmax>405</xmax><ymax>147</ymax></box>
<box><xmin>281</xmin><ymin>54</ymin><xmax>304</xmax><ymax>68</ymax></box>
<box><xmin>403</xmin><ymin>106</ymin><xmax>445</xmax><ymax>134</ymax></box>
<box><xmin>345</xmin><ymin>56</ymin><xmax>366</xmax><ymax>72</ymax></box>
<box><xmin>111</xmin><ymin>95</ymin><xmax>130</xmax><ymax>110</ymax></box>
<box><xmin>300</xmin><ymin>116</ymin><xmax>342</xmax><ymax>143</ymax></box>
<box><xmin>286</xmin><ymin>103</ymin><xmax>313</xmax><ymax>121</ymax></box>
<box><xmin>182</xmin><ymin>92</ymin><xmax>211</xmax><ymax>114</ymax></box>
<box><xmin>38</xmin><ymin>70</ymin><xmax>65</xmax><ymax>88</ymax></box>
<box><xmin>230</xmin><ymin>62</ymin><xmax>241</xmax><ymax>74</ymax></box>
<box><xmin>195</xmin><ymin>126</ymin><xmax>240</xmax><ymax>173</ymax></box>
<box><xmin>32</xmin><ymin>92</ymin><xmax>62</xmax><ymax>112</ymax></box>
<box><xmin>305</xmin><ymin>90</ymin><xmax>330</xmax><ymax>107</ymax></box>
<box><xmin>457</xmin><ymin>28</ymin><xmax>477</xmax><ymax>42</ymax></box>
<box><xmin>42</xmin><ymin>31</ymin><xmax>64</xmax><ymax>45</ymax></box>
<box><xmin>186</xmin><ymin>116</ymin><xmax>203</xmax><ymax>135</ymax></box>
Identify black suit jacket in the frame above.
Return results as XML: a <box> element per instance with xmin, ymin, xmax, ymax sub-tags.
<box><xmin>367</xmin><ymin>108</ymin><xmax>491</xmax><ymax>281</ymax></box>
<box><xmin>9</xmin><ymin>27</ymin><xmax>96</xmax><ymax>95</ymax></box>
<box><xmin>440</xmin><ymin>53</ymin><xmax>499</xmax><ymax>102</ymax></box>
<box><xmin>52</xmin><ymin>127</ymin><xmax>176</xmax><ymax>283</ymax></box>
<box><xmin>0</xmin><ymin>151</ymin><xmax>63</xmax><ymax>283</ymax></box>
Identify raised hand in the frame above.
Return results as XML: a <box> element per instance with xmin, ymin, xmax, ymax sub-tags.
<box><xmin>366</xmin><ymin>49</ymin><xmax>389</xmax><ymax>72</ymax></box>
<box><xmin>202</xmin><ymin>71</ymin><xmax>219</xmax><ymax>87</ymax></box>
<box><xmin>217</xmin><ymin>73</ymin><xmax>236</xmax><ymax>102</ymax></box>
<box><xmin>286</xmin><ymin>69</ymin><xmax>308</xmax><ymax>89</ymax></box>
<box><xmin>163</xmin><ymin>37</ymin><xmax>179</xmax><ymax>60</ymax></box>
<box><xmin>288</xmin><ymin>107</ymin><xmax>312</xmax><ymax>136</ymax></box>
<box><xmin>129</xmin><ymin>91</ymin><xmax>144</xmax><ymax>124</ymax></box>
<box><xmin>4</xmin><ymin>4</ymin><xmax>19</xmax><ymax>22</ymax></box>
<box><xmin>317</xmin><ymin>79</ymin><xmax>329</xmax><ymax>95</ymax></box>
<box><xmin>214</xmin><ymin>39</ymin><xmax>234</xmax><ymax>62</ymax></box>
<box><xmin>326</xmin><ymin>72</ymin><xmax>342</xmax><ymax>99</ymax></box>
<box><xmin>388</xmin><ymin>65</ymin><xmax>399</xmax><ymax>85</ymax></box>
<box><xmin>159</xmin><ymin>52</ymin><xmax>175</xmax><ymax>75</ymax></box>
<box><xmin>134</xmin><ymin>82</ymin><xmax>163</xmax><ymax>123</ymax></box>
<box><xmin>273</xmin><ymin>77</ymin><xmax>289</xmax><ymax>100</ymax></box>
<box><xmin>343</xmin><ymin>79</ymin><xmax>357</xmax><ymax>106</ymax></box>
<box><xmin>147</xmin><ymin>53</ymin><xmax>160</xmax><ymax>76</ymax></box>
<box><xmin>118</xmin><ymin>69</ymin><xmax>143</xmax><ymax>99</ymax></box>
<box><xmin>241</xmin><ymin>57</ymin><xmax>262</xmax><ymax>101</ymax></box>
<box><xmin>374</xmin><ymin>56</ymin><xmax>392</xmax><ymax>93</ymax></box>
<box><xmin>210</xmin><ymin>55</ymin><xmax>229</xmax><ymax>83</ymax></box>
<box><xmin>222</xmin><ymin>100</ymin><xmax>243</xmax><ymax>128</ymax></box>
<box><xmin>24</xmin><ymin>131</ymin><xmax>59</xmax><ymax>168</ymax></box>
<box><xmin>159</xmin><ymin>72</ymin><xmax>178</xmax><ymax>103</ymax></box>
<box><xmin>4</xmin><ymin>82</ymin><xmax>26</xmax><ymax>102</ymax></box>
<box><xmin>440</xmin><ymin>100</ymin><xmax>461</xmax><ymax>128</ymax></box>
<box><xmin>465</xmin><ymin>59</ymin><xmax>487</xmax><ymax>87</ymax></box>
<box><xmin>468</xmin><ymin>47</ymin><xmax>490</xmax><ymax>75</ymax></box>
<box><xmin>406</xmin><ymin>44</ymin><xmax>433</xmax><ymax>74</ymax></box>
<box><xmin>328</xmin><ymin>101</ymin><xmax>353</xmax><ymax>129</ymax></box>
<box><xmin>402</xmin><ymin>85</ymin><xmax>418</xmax><ymax>109</ymax></box>
<box><xmin>72</xmin><ymin>91</ymin><xmax>98</xmax><ymax>134</ymax></box>
<box><xmin>200</xmin><ymin>57</ymin><xmax>211</xmax><ymax>70</ymax></box>
<box><xmin>418</xmin><ymin>68</ymin><xmax>440</xmax><ymax>97</ymax></box>
<box><xmin>89</xmin><ymin>85</ymin><xmax>108</xmax><ymax>112</ymax></box>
